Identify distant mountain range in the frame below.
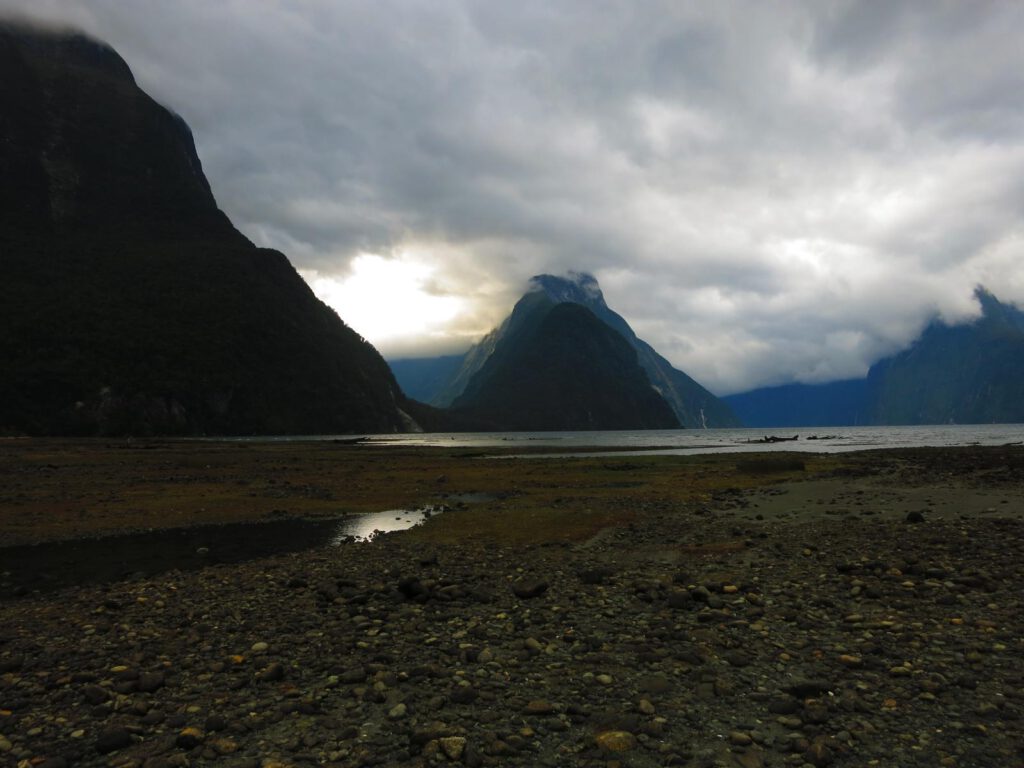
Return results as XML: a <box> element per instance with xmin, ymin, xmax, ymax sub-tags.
<box><xmin>391</xmin><ymin>272</ymin><xmax>741</xmax><ymax>430</ymax></box>
<box><xmin>0</xmin><ymin>23</ymin><xmax>419</xmax><ymax>435</ymax></box>
<box><xmin>726</xmin><ymin>287</ymin><xmax>1024</xmax><ymax>427</ymax></box>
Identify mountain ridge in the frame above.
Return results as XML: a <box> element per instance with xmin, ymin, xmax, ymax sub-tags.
<box><xmin>0</xmin><ymin>22</ymin><xmax>417</xmax><ymax>436</ymax></box>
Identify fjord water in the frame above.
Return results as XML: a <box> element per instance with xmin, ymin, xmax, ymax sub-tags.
<box><xmin>356</xmin><ymin>424</ymin><xmax>1024</xmax><ymax>455</ymax></box>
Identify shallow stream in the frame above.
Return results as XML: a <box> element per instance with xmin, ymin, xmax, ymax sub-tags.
<box><xmin>0</xmin><ymin>507</ymin><xmax>440</xmax><ymax>598</ymax></box>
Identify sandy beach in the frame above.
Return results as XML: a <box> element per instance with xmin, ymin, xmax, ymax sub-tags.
<box><xmin>1</xmin><ymin>440</ymin><xmax>1023</xmax><ymax>767</ymax></box>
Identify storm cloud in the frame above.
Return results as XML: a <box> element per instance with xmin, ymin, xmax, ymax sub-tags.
<box><xmin>6</xmin><ymin>1</ymin><xmax>1024</xmax><ymax>393</ymax></box>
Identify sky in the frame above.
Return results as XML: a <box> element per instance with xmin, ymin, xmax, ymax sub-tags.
<box><xmin>5</xmin><ymin>1</ymin><xmax>1024</xmax><ymax>395</ymax></box>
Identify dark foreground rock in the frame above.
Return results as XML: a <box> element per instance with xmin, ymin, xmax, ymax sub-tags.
<box><xmin>2</xmin><ymin>497</ymin><xmax>1024</xmax><ymax>767</ymax></box>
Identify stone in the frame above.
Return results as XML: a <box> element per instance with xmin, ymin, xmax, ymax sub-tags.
<box><xmin>82</xmin><ymin>684</ymin><xmax>111</xmax><ymax>704</ymax></box>
<box><xmin>667</xmin><ymin>590</ymin><xmax>694</xmax><ymax>609</ymax></box>
<box><xmin>784</xmin><ymin>680</ymin><xmax>833</xmax><ymax>699</ymax></box>
<box><xmin>389</xmin><ymin>703</ymin><xmax>407</xmax><ymax>719</ymax></box>
<box><xmin>95</xmin><ymin>727</ymin><xmax>132</xmax><ymax>754</ymax></box>
<box><xmin>804</xmin><ymin>740</ymin><xmax>834</xmax><ymax>766</ymax></box>
<box><xmin>137</xmin><ymin>671</ymin><xmax>166</xmax><ymax>692</ymax></box>
<box><xmin>579</xmin><ymin>567</ymin><xmax>614</xmax><ymax>585</ymax></box>
<box><xmin>512</xmin><ymin>579</ymin><xmax>549</xmax><ymax>599</ymax></box>
<box><xmin>176</xmin><ymin>727</ymin><xmax>205</xmax><ymax>749</ymax></box>
<box><xmin>209</xmin><ymin>737</ymin><xmax>238</xmax><ymax>755</ymax></box>
<box><xmin>595</xmin><ymin>731</ymin><xmax>637</xmax><ymax>752</ymax></box>
<box><xmin>339</xmin><ymin>665</ymin><xmax>367</xmax><ymax>684</ymax></box>
<box><xmin>724</xmin><ymin>650</ymin><xmax>752</xmax><ymax>667</ymax></box>
<box><xmin>525</xmin><ymin>700</ymin><xmax>555</xmax><ymax>715</ymax></box>
<box><xmin>440</xmin><ymin>736</ymin><xmax>467</xmax><ymax>761</ymax></box>
<box><xmin>257</xmin><ymin>662</ymin><xmax>285</xmax><ymax>682</ymax></box>
<box><xmin>637</xmin><ymin>675</ymin><xmax>672</xmax><ymax>695</ymax></box>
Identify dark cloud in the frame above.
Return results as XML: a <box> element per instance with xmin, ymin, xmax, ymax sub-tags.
<box><xmin>5</xmin><ymin>0</ymin><xmax>1024</xmax><ymax>392</ymax></box>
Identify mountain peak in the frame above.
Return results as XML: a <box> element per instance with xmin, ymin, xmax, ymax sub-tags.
<box><xmin>972</xmin><ymin>285</ymin><xmax>1024</xmax><ymax>333</ymax></box>
<box><xmin>529</xmin><ymin>271</ymin><xmax>606</xmax><ymax>308</ymax></box>
<box><xmin>0</xmin><ymin>20</ymin><xmax>136</xmax><ymax>84</ymax></box>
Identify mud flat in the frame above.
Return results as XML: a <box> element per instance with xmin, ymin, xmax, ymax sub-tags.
<box><xmin>1</xmin><ymin>441</ymin><xmax>1023</xmax><ymax>767</ymax></box>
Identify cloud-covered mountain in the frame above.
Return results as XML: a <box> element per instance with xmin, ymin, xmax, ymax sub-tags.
<box><xmin>0</xmin><ymin>23</ymin><xmax>416</xmax><ymax>435</ymax></box>
<box><xmin>393</xmin><ymin>272</ymin><xmax>740</xmax><ymax>429</ymax></box>
<box><xmin>725</xmin><ymin>288</ymin><xmax>1024</xmax><ymax>427</ymax></box>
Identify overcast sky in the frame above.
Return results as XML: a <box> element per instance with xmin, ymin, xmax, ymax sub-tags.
<box><xmin>6</xmin><ymin>1</ymin><xmax>1024</xmax><ymax>394</ymax></box>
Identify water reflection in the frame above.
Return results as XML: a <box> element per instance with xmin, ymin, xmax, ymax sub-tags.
<box><xmin>330</xmin><ymin>507</ymin><xmax>436</xmax><ymax>543</ymax></box>
<box><xmin>2</xmin><ymin>507</ymin><xmax>443</xmax><ymax>597</ymax></box>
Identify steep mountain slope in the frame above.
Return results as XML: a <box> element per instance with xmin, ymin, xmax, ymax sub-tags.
<box><xmin>725</xmin><ymin>288</ymin><xmax>1024</xmax><ymax>426</ymax></box>
<box><xmin>449</xmin><ymin>301</ymin><xmax>680</xmax><ymax>430</ymax></box>
<box><xmin>865</xmin><ymin>288</ymin><xmax>1024</xmax><ymax>425</ymax></box>
<box><xmin>0</xmin><ymin>23</ymin><xmax>414</xmax><ymax>435</ymax></box>
<box><xmin>396</xmin><ymin>272</ymin><xmax>739</xmax><ymax>428</ymax></box>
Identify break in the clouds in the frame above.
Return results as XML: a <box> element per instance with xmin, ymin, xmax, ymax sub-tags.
<box><xmin>6</xmin><ymin>1</ymin><xmax>1024</xmax><ymax>393</ymax></box>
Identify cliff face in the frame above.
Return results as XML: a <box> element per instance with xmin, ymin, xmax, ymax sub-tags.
<box><xmin>0</xmin><ymin>24</ymin><xmax>414</xmax><ymax>435</ymax></box>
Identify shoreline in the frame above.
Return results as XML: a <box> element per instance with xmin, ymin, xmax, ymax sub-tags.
<box><xmin>2</xmin><ymin>442</ymin><xmax>1023</xmax><ymax>767</ymax></box>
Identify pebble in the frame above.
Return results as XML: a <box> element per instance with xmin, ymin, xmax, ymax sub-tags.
<box><xmin>595</xmin><ymin>731</ymin><xmax>637</xmax><ymax>752</ymax></box>
<box><xmin>95</xmin><ymin>727</ymin><xmax>132</xmax><ymax>754</ymax></box>
<box><xmin>440</xmin><ymin>736</ymin><xmax>467</xmax><ymax>761</ymax></box>
<box><xmin>176</xmin><ymin>727</ymin><xmax>205</xmax><ymax>749</ymax></box>
<box><xmin>4</xmin><ymin>454</ymin><xmax>1023</xmax><ymax>768</ymax></box>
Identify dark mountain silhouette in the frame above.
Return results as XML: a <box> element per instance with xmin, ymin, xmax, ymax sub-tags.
<box><xmin>392</xmin><ymin>272</ymin><xmax>740</xmax><ymax>428</ymax></box>
<box><xmin>448</xmin><ymin>299</ymin><xmax>680</xmax><ymax>431</ymax></box>
<box><xmin>724</xmin><ymin>287</ymin><xmax>1024</xmax><ymax>426</ymax></box>
<box><xmin>724</xmin><ymin>378</ymin><xmax>872</xmax><ymax>428</ymax></box>
<box><xmin>0</xmin><ymin>23</ymin><xmax>417</xmax><ymax>435</ymax></box>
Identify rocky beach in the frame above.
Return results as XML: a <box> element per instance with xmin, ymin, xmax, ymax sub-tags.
<box><xmin>1</xmin><ymin>440</ymin><xmax>1023</xmax><ymax>768</ymax></box>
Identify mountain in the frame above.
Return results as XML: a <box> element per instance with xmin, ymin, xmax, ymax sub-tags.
<box><xmin>387</xmin><ymin>355</ymin><xmax>464</xmax><ymax>404</ymax></box>
<box><xmin>724</xmin><ymin>287</ymin><xmax>1024</xmax><ymax>426</ymax></box>
<box><xmin>393</xmin><ymin>272</ymin><xmax>741</xmax><ymax>428</ymax></box>
<box><xmin>448</xmin><ymin>299</ymin><xmax>680</xmax><ymax>430</ymax></box>
<box><xmin>0</xmin><ymin>23</ymin><xmax>416</xmax><ymax>435</ymax></box>
<box><xmin>724</xmin><ymin>378</ymin><xmax>872</xmax><ymax>428</ymax></box>
<box><xmin>865</xmin><ymin>288</ymin><xmax>1024</xmax><ymax>425</ymax></box>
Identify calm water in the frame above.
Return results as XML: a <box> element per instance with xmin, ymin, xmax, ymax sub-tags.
<box><xmin>348</xmin><ymin>424</ymin><xmax>1024</xmax><ymax>457</ymax></box>
<box><xmin>0</xmin><ymin>508</ymin><xmax>440</xmax><ymax>597</ymax></box>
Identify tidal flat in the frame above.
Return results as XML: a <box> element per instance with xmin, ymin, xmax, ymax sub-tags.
<box><xmin>1</xmin><ymin>440</ymin><xmax>1023</xmax><ymax>767</ymax></box>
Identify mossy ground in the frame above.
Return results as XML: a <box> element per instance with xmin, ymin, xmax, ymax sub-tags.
<box><xmin>0</xmin><ymin>439</ymin><xmax>832</xmax><ymax>546</ymax></box>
